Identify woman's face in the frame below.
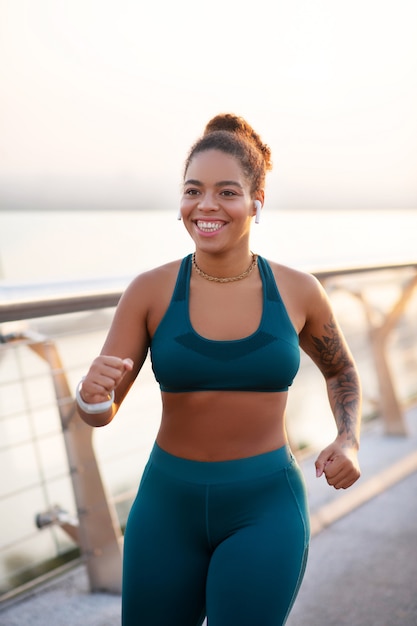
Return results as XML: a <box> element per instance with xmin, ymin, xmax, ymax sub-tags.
<box><xmin>180</xmin><ymin>149</ymin><xmax>255</xmax><ymax>253</ymax></box>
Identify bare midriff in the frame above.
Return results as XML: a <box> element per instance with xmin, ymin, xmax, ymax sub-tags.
<box><xmin>155</xmin><ymin>390</ymin><xmax>289</xmax><ymax>461</ymax></box>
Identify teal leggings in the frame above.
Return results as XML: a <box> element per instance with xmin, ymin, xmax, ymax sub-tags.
<box><xmin>122</xmin><ymin>443</ymin><xmax>310</xmax><ymax>625</ymax></box>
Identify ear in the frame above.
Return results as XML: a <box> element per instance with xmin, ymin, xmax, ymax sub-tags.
<box><xmin>252</xmin><ymin>191</ymin><xmax>265</xmax><ymax>218</ymax></box>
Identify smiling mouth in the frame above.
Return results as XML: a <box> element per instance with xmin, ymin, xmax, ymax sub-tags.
<box><xmin>196</xmin><ymin>220</ymin><xmax>225</xmax><ymax>232</ymax></box>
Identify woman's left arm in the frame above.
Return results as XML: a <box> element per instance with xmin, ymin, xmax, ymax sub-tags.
<box><xmin>299</xmin><ymin>275</ymin><xmax>362</xmax><ymax>489</ymax></box>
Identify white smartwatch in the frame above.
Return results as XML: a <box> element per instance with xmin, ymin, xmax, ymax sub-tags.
<box><xmin>75</xmin><ymin>377</ymin><xmax>114</xmax><ymax>414</ymax></box>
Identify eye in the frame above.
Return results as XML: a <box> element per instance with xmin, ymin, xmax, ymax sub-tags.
<box><xmin>220</xmin><ymin>190</ymin><xmax>237</xmax><ymax>197</ymax></box>
<box><xmin>184</xmin><ymin>188</ymin><xmax>200</xmax><ymax>196</ymax></box>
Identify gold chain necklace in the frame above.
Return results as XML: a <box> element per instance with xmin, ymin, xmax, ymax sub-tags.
<box><xmin>192</xmin><ymin>252</ymin><xmax>258</xmax><ymax>283</ymax></box>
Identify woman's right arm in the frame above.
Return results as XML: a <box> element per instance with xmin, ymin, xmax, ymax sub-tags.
<box><xmin>76</xmin><ymin>273</ymin><xmax>152</xmax><ymax>427</ymax></box>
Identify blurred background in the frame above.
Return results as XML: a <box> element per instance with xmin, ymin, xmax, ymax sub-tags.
<box><xmin>1</xmin><ymin>0</ymin><xmax>416</xmax><ymax>599</ymax></box>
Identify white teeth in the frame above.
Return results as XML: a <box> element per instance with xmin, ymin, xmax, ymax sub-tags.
<box><xmin>197</xmin><ymin>221</ymin><xmax>223</xmax><ymax>232</ymax></box>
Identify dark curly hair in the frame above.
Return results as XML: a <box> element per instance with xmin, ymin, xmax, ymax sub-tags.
<box><xmin>183</xmin><ymin>114</ymin><xmax>272</xmax><ymax>195</ymax></box>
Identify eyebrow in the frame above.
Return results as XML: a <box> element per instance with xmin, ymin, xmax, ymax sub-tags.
<box><xmin>184</xmin><ymin>179</ymin><xmax>243</xmax><ymax>189</ymax></box>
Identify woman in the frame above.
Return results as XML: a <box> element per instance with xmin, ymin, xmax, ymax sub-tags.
<box><xmin>76</xmin><ymin>114</ymin><xmax>361</xmax><ymax>625</ymax></box>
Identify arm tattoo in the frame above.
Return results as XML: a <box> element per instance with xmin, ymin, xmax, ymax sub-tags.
<box><xmin>328</xmin><ymin>370</ymin><xmax>360</xmax><ymax>448</ymax></box>
<box><xmin>311</xmin><ymin>317</ymin><xmax>360</xmax><ymax>448</ymax></box>
<box><xmin>310</xmin><ymin>318</ymin><xmax>350</xmax><ymax>375</ymax></box>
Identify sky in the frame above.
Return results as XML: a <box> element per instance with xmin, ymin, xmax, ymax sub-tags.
<box><xmin>0</xmin><ymin>0</ymin><xmax>416</xmax><ymax>211</ymax></box>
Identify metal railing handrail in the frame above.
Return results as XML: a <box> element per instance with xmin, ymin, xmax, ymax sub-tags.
<box><xmin>1</xmin><ymin>261</ymin><xmax>417</xmax><ymax>324</ymax></box>
<box><xmin>312</xmin><ymin>261</ymin><xmax>417</xmax><ymax>281</ymax></box>
<box><xmin>0</xmin><ymin>276</ymin><xmax>132</xmax><ymax>323</ymax></box>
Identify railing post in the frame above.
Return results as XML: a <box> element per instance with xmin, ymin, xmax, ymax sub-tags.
<box><xmin>27</xmin><ymin>333</ymin><xmax>123</xmax><ymax>593</ymax></box>
<box><xmin>352</xmin><ymin>273</ymin><xmax>417</xmax><ymax>436</ymax></box>
<box><xmin>367</xmin><ymin>323</ymin><xmax>407</xmax><ymax>435</ymax></box>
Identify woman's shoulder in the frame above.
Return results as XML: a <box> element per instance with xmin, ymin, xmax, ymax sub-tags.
<box><xmin>114</xmin><ymin>258</ymin><xmax>185</xmax><ymax>317</ymax></box>
<box><xmin>264</xmin><ymin>258</ymin><xmax>330</xmax><ymax>332</ymax></box>
<box><xmin>264</xmin><ymin>258</ymin><xmax>321</xmax><ymax>293</ymax></box>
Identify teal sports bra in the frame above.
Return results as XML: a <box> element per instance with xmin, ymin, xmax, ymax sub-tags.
<box><xmin>150</xmin><ymin>254</ymin><xmax>300</xmax><ymax>393</ymax></box>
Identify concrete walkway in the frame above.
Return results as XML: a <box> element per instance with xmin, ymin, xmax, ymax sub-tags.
<box><xmin>1</xmin><ymin>407</ymin><xmax>417</xmax><ymax>626</ymax></box>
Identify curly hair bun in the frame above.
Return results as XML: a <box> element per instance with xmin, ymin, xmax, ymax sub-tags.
<box><xmin>204</xmin><ymin>114</ymin><xmax>250</xmax><ymax>136</ymax></box>
<box><xmin>204</xmin><ymin>113</ymin><xmax>272</xmax><ymax>172</ymax></box>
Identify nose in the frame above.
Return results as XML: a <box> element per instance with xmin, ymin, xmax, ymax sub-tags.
<box><xmin>197</xmin><ymin>193</ymin><xmax>219</xmax><ymax>211</ymax></box>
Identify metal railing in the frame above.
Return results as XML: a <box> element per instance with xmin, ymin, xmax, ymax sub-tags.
<box><xmin>315</xmin><ymin>262</ymin><xmax>417</xmax><ymax>435</ymax></box>
<box><xmin>0</xmin><ymin>262</ymin><xmax>416</xmax><ymax>598</ymax></box>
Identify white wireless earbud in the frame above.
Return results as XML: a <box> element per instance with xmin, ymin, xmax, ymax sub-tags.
<box><xmin>254</xmin><ymin>200</ymin><xmax>262</xmax><ymax>224</ymax></box>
